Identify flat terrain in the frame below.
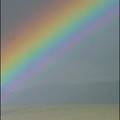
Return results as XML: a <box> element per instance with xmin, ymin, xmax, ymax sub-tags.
<box><xmin>1</xmin><ymin>104</ymin><xmax>119</xmax><ymax>120</ymax></box>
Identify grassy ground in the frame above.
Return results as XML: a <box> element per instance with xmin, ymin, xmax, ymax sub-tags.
<box><xmin>1</xmin><ymin>104</ymin><xmax>119</xmax><ymax>120</ymax></box>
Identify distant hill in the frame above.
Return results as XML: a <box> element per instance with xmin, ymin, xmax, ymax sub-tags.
<box><xmin>2</xmin><ymin>81</ymin><xmax>119</xmax><ymax>104</ymax></box>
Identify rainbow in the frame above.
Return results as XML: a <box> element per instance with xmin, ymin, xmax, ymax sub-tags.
<box><xmin>2</xmin><ymin>0</ymin><xmax>118</xmax><ymax>92</ymax></box>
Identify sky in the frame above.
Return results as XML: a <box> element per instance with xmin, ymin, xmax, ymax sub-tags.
<box><xmin>1</xmin><ymin>0</ymin><xmax>119</xmax><ymax>104</ymax></box>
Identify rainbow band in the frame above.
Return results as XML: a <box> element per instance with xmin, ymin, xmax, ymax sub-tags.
<box><xmin>2</xmin><ymin>0</ymin><xmax>118</xmax><ymax>89</ymax></box>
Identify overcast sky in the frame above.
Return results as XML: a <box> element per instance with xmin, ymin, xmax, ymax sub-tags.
<box><xmin>1</xmin><ymin>0</ymin><xmax>119</xmax><ymax>105</ymax></box>
<box><xmin>2</xmin><ymin>0</ymin><xmax>119</xmax><ymax>86</ymax></box>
